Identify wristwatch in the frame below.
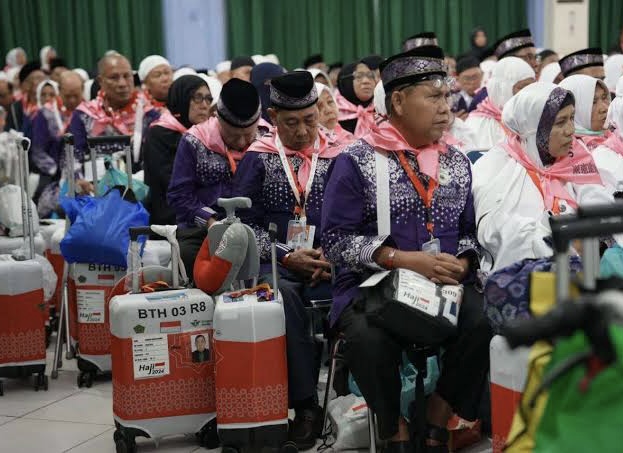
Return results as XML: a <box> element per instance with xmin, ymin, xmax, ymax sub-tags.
<box><xmin>382</xmin><ymin>248</ymin><xmax>397</xmax><ymax>270</ymax></box>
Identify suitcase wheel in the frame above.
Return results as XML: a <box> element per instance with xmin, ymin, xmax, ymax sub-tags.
<box><xmin>221</xmin><ymin>447</ymin><xmax>239</xmax><ymax>453</ymax></box>
<box><xmin>197</xmin><ymin>419</ymin><xmax>220</xmax><ymax>449</ymax></box>
<box><xmin>77</xmin><ymin>371</ymin><xmax>94</xmax><ymax>388</ymax></box>
<box><xmin>280</xmin><ymin>441</ymin><xmax>298</xmax><ymax>453</ymax></box>
<box><xmin>114</xmin><ymin>427</ymin><xmax>137</xmax><ymax>453</ymax></box>
<box><xmin>34</xmin><ymin>374</ymin><xmax>48</xmax><ymax>392</ymax></box>
<box><xmin>0</xmin><ymin>380</ymin><xmax>4</xmax><ymax>396</ymax></box>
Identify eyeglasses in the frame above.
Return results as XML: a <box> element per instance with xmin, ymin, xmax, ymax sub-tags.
<box><xmin>353</xmin><ymin>71</ymin><xmax>377</xmax><ymax>81</ymax></box>
<box><xmin>459</xmin><ymin>73</ymin><xmax>481</xmax><ymax>83</ymax></box>
<box><xmin>191</xmin><ymin>93</ymin><xmax>214</xmax><ymax>105</ymax></box>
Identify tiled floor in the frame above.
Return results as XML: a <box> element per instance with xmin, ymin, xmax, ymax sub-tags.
<box><xmin>0</xmin><ymin>336</ymin><xmax>492</xmax><ymax>453</ymax></box>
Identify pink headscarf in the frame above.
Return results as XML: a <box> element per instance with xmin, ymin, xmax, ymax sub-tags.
<box><xmin>362</xmin><ymin>120</ymin><xmax>447</xmax><ymax>182</ymax></box>
<box><xmin>187</xmin><ymin>116</ymin><xmax>246</xmax><ymax>161</ymax></box>
<box><xmin>247</xmin><ymin>127</ymin><xmax>341</xmax><ymax>189</ymax></box>
<box><xmin>335</xmin><ymin>92</ymin><xmax>376</xmax><ymax>138</ymax></box>
<box><xmin>150</xmin><ymin>109</ymin><xmax>187</xmax><ymax>134</ymax></box>
<box><xmin>501</xmin><ymin>135</ymin><xmax>602</xmax><ymax>210</ymax></box>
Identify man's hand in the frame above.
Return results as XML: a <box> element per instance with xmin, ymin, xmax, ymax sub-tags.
<box><xmin>284</xmin><ymin>248</ymin><xmax>332</xmax><ymax>279</ymax></box>
<box><xmin>430</xmin><ymin>253</ymin><xmax>468</xmax><ymax>285</ymax></box>
<box><xmin>76</xmin><ymin>179</ymin><xmax>94</xmax><ymax>194</ymax></box>
<box><xmin>374</xmin><ymin>248</ymin><xmax>468</xmax><ymax>285</ymax></box>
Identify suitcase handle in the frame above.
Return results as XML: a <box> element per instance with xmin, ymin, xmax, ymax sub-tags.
<box><xmin>577</xmin><ymin>202</ymin><xmax>623</xmax><ymax>219</ymax></box>
<box><xmin>129</xmin><ymin>226</ymin><xmax>155</xmax><ymax>242</ymax></box>
<box><xmin>86</xmin><ymin>135</ymin><xmax>131</xmax><ymax>146</ymax></box>
<box><xmin>549</xmin><ymin>215</ymin><xmax>623</xmax><ymax>254</ymax></box>
<box><xmin>217</xmin><ymin>197</ymin><xmax>252</xmax><ymax>221</ymax></box>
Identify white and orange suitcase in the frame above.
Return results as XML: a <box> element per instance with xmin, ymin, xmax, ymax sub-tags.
<box><xmin>68</xmin><ymin>262</ymin><xmax>127</xmax><ymax>386</ymax></box>
<box><xmin>0</xmin><ymin>233</ymin><xmax>45</xmax><ymax>255</ymax></box>
<box><xmin>0</xmin><ymin>257</ymin><xmax>48</xmax><ymax>395</ymax></box>
<box><xmin>109</xmin><ymin>225</ymin><xmax>218</xmax><ymax>451</ymax></box>
<box><xmin>213</xmin><ymin>293</ymin><xmax>290</xmax><ymax>449</ymax></box>
<box><xmin>41</xmin><ymin>220</ymin><xmax>65</xmax><ymax>312</ymax></box>
<box><xmin>490</xmin><ymin>335</ymin><xmax>530</xmax><ymax>453</ymax></box>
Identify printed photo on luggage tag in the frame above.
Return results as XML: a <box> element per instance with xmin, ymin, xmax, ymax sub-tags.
<box><xmin>422</xmin><ymin>238</ymin><xmax>441</xmax><ymax>256</ymax></box>
<box><xmin>286</xmin><ymin>219</ymin><xmax>316</xmax><ymax>250</ymax></box>
<box><xmin>190</xmin><ymin>333</ymin><xmax>211</xmax><ymax>363</ymax></box>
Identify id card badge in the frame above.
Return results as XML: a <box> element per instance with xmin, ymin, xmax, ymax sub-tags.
<box><xmin>422</xmin><ymin>237</ymin><xmax>441</xmax><ymax>256</ymax></box>
<box><xmin>286</xmin><ymin>219</ymin><xmax>316</xmax><ymax>250</ymax></box>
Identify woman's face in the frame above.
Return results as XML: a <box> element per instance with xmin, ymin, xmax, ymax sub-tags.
<box><xmin>549</xmin><ymin>104</ymin><xmax>575</xmax><ymax>159</ymax></box>
<box><xmin>40</xmin><ymin>84</ymin><xmax>56</xmax><ymax>105</ymax></box>
<box><xmin>591</xmin><ymin>84</ymin><xmax>610</xmax><ymax>131</ymax></box>
<box><xmin>512</xmin><ymin>77</ymin><xmax>536</xmax><ymax>96</ymax></box>
<box><xmin>187</xmin><ymin>85</ymin><xmax>212</xmax><ymax>125</ymax></box>
<box><xmin>474</xmin><ymin>31</ymin><xmax>487</xmax><ymax>48</ymax></box>
<box><xmin>353</xmin><ymin>63</ymin><xmax>375</xmax><ymax>102</ymax></box>
<box><xmin>317</xmin><ymin>90</ymin><xmax>339</xmax><ymax>130</ymax></box>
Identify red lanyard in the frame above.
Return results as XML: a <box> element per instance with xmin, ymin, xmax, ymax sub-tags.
<box><xmin>527</xmin><ymin>170</ymin><xmax>561</xmax><ymax>214</ymax></box>
<box><xmin>224</xmin><ymin>149</ymin><xmax>237</xmax><ymax>174</ymax></box>
<box><xmin>286</xmin><ymin>157</ymin><xmax>305</xmax><ymax>216</ymax></box>
<box><xmin>395</xmin><ymin>150</ymin><xmax>437</xmax><ymax>236</ymax></box>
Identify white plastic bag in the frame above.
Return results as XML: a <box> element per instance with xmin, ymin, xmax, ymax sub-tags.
<box><xmin>34</xmin><ymin>254</ymin><xmax>57</xmax><ymax>302</ymax></box>
<box><xmin>328</xmin><ymin>394</ymin><xmax>372</xmax><ymax>451</ymax></box>
<box><xmin>0</xmin><ymin>184</ymin><xmax>40</xmax><ymax>237</ymax></box>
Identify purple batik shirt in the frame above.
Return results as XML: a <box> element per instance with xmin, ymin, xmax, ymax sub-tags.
<box><xmin>167</xmin><ymin>133</ymin><xmax>236</xmax><ymax>228</ymax></box>
<box><xmin>321</xmin><ymin>139</ymin><xmax>480</xmax><ymax>325</ymax></box>
<box><xmin>31</xmin><ymin>108</ymin><xmax>65</xmax><ymax>176</ymax></box>
<box><xmin>233</xmin><ymin>151</ymin><xmax>334</xmax><ymax>269</ymax></box>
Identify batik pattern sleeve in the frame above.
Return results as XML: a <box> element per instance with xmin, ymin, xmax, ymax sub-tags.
<box><xmin>321</xmin><ymin>152</ymin><xmax>393</xmax><ymax>272</ymax></box>
<box><xmin>456</xmin><ymin>162</ymin><xmax>481</xmax><ymax>261</ymax></box>
<box><xmin>167</xmin><ymin>135</ymin><xmax>217</xmax><ymax>226</ymax></box>
<box><xmin>31</xmin><ymin>112</ymin><xmax>57</xmax><ymax>176</ymax></box>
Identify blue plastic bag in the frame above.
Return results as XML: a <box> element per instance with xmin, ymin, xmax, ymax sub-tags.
<box><xmin>60</xmin><ymin>188</ymin><xmax>149</xmax><ymax>267</ymax></box>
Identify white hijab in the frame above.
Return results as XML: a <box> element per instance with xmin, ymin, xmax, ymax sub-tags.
<box><xmin>373</xmin><ymin>80</ymin><xmax>386</xmax><ymax>116</ymax></box>
<box><xmin>605</xmin><ymin>54</ymin><xmax>623</xmax><ymax>93</ymax></box>
<box><xmin>479</xmin><ymin>59</ymin><xmax>496</xmax><ymax>87</ymax></box>
<box><xmin>606</xmin><ymin>76</ymin><xmax>623</xmax><ymax>132</ymax></box>
<box><xmin>36</xmin><ymin>79</ymin><xmax>64</xmax><ymax>132</ymax></box>
<box><xmin>473</xmin><ymin>82</ymin><xmax>613</xmax><ymax>271</ymax></box>
<box><xmin>5</xmin><ymin>47</ymin><xmax>25</xmax><ymax>69</ymax></box>
<box><xmin>196</xmin><ymin>74</ymin><xmax>222</xmax><ymax>107</ymax></box>
<box><xmin>488</xmin><ymin>57</ymin><xmax>536</xmax><ymax>109</ymax></box>
<box><xmin>559</xmin><ymin>74</ymin><xmax>606</xmax><ymax>132</ymax></box>
<box><xmin>39</xmin><ymin>46</ymin><xmax>55</xmax><ymax>71</ymax></box>
<box><xmin>465</xmin><ymin>57</ymin><xmax>535</xmax><ymax>150</ymax></box>
<box><xmin>308</xmin><ymin>68</ymin><xmax>333</xmax><ymax>89</ymax></box>
<box><xmin>593</xmin><ymin>76</ymin><xmax>623</xmax><ymax>193</ymax></box>
<box><xmin>539</xmin><ymin>62</ymin><xmax>561</xmax><ymax>84</ymax></box>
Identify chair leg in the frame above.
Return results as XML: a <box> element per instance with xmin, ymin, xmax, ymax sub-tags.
<box><xmin>368</xmin><ymin>408</ymin><xmax>377</xmax><ymax>453</ymax></box>
<box><xmin>321</xmin><ymin>337</ymin><xmax>343</xmax><ymax>435</ymax></box>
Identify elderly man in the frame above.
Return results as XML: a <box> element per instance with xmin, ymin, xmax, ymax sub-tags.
<box><xmin>138</xmin><ymin>55</ymin><xmax>173</xmax><ymax>111</ymax></box>
<box><xmin>168</xmin><ymin>78</ymin><xmax>262</xmax><ymax>273</ymax></box>
<box><xmin>559</xmin><ymin>48</ymin><xmax>606</xmax><ymax>80</ymax></box>
<box><xmin>31</xmin><ymin>71</ymin><xmax>84</xmax><ymax>214</ymax></box>
<box><xmin>233</xmin><ymin>71</ymin><xmax>341</xmax><ymax>450</ymax></box>
<box><xmin>229</xmin><ymin>56</ymin><xmax>255</xmax><ymax>82</ymax></box>
<box><xmin>68</xmin><ymin>53</ymin><xmax>159</xmax><ymax>166</ymax></box>
<box><xmin>321</xmin><ymin>45</ymin><xmax>491</xmax><ymax>453</ymax></box>
<box><xmin>5</xmin><ymin>61</ymin><xmax>46</xmax><ymax>136</ymax></box>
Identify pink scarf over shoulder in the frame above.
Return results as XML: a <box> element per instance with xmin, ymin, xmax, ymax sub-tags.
<box><xmin>150</xmin><ymin>109</ymin><xmax>187</xmax><ymax>134</ymax></box>
<box><xmin>335</xmin><ymin>92</ymin><xmax>375</xmax><ymax>139</ymax></box>
<box><xmin>470</xmin><ymin>97</ymin><xmax>502</xmax><ymax>122</ymax></box>
<box><xmin>76</xmin><ymin>90</ymin><xmax>153</xmax><ymax>136</ymax></box>
<box><xmin>602</xmin><ymin>130</ymin><xmax>623</xmax><ymax>156</ymax></box>
<box><xmin>362</xmin><ymin>120</ymin><xmax>447</xmax><ymax>182</ymax></box>
<box><xmin>577</xmin><ymin>131</ymin><xmax>610</xmax><ymax>151</ymax></box>
<box><xmin>248</xmin><ymin>127</ymin><xmax>341</xmax><ymax>189</ymax></box>
<box><xmin>187</xmin><ymin>116</ymin><xmax>246</xmax><ymax>161</ymax></box>
<box><xmin>501</xmin><ymin>135</ymin><xmax>602</xmax><ymax>210</ymax></box>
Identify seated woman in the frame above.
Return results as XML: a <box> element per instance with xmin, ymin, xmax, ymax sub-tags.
<box><xmin>143</xmin><ymin>75</ymin><xmax>211</xmax><ymax>226</ymax></box>
<box><xmin>559</xmin><ymin>74</ymin><xmax>623</xmax><ymax>193</ymax></box>
<box><xmin>315</xmin><ymin>82</ymin><xmax>354</xmax><ymax>145</ymax></box>
<box><xmin>473</xmin><ymin>82</ymin><xmax>614</xmax><ymax>273</ymax></box>
<box><xmin>335</xmin><ymin>60</ymin><xmax>376</xmax><ymax>138</ymax></box>
<box><xmin>465</xmin><ymin>57</ymin><xmax>535</xmax><ymax>151</ymax></box>
<box><xmin>598</xmin><ymin>77</ymin><xmax>623</xmax><ymax>194</ymax></box>
<box><xmin>322</xmin><ymin>45</ymin><xmax>491</xmax><ymax>453</ymax></box>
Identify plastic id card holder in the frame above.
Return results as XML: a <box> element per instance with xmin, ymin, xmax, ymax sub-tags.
<box><xmin>286</xmin><ymin>219</ymin><xmax>316</xmax><ymax>250</ymax></box>
<box><xmin>422</xmin><ymin>237</ymin><xmax>441</xmax><ymax>256</ymax></box>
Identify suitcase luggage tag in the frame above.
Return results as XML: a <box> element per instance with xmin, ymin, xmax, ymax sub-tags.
<box><xmin>286</xmin><ymin>217</ymin><xmax>315</xmax><ymax>250</ymax></box>
<box><xmin>422</xmin><ymin>237</ymin><xmax>441</xmax><ymax>256</ymax></box>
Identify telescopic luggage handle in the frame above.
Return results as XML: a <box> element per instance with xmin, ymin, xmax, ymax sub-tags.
<box><xmin>576</xmin><ymin>202</ymin><xmax>623</xmax><ymax>220</ymax></box>
<box><xmin>86</xmin><ymin>135</ymin><xmax>132</xmax><ymax>146</ymax></box>
<box><xmin>549</xmin><ymin>212</ymin><xmax>623</xmax><ymax>254</ymax></box>
<box><xmin>217</xmin><ymin>197</ymin><xmax>252</xmax><ymax>222</ymax></box>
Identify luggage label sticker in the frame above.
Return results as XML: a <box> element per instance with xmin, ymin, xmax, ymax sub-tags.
<box><xmin>286</xmin><ymin>220</ymin><xmax>315</xmax><ymax>250</ymax></box>
<box><xmin>76</xmin><ymin>289</ymin><xmax>106</xmax><ymax>323</ymax></box>
<box><xmin>132</xmin><ymin>333</ymin><xmax>170</xmax><ymax>379</ymax></box>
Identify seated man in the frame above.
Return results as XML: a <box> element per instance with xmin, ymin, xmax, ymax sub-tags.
<box><xmin>233</xmin><ymin>71</ymin><xmax>340</xmax><ymax>450</ymax></box>
<box><xmin>167</xmin><ymin>78</ymin><xmax>261</xmax><ymax>273</ymax></box>
<box><xmin>68</xmin><ymin>53</ymin><xmax>159</xmax><ymax>167</ymax></box>
<box><xmin>138</xmin><ymin>55</ymin><xmax>173</xmax><ymax>113</ymax></box>
<box><xmin>321</xmin><ymin>45</ymin><xmax>492</xmax><ymax>453</ymax></box>
<box><xmin>5</xmin><ymin>61</ymin><xmax>46</xmax><ymax>137</ymax></box>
